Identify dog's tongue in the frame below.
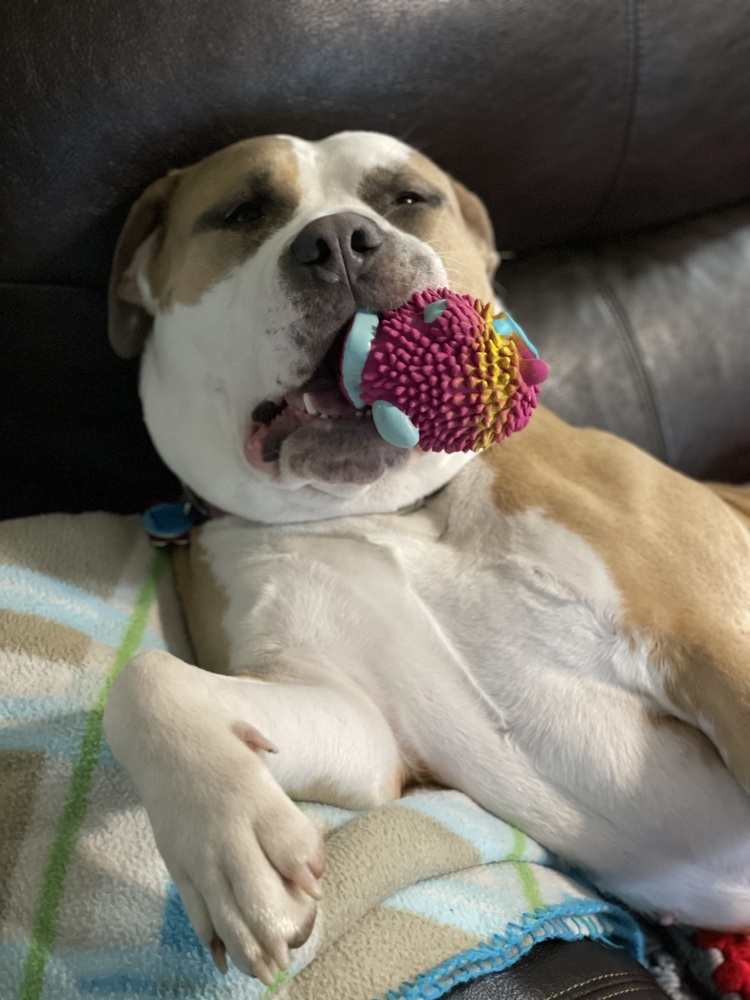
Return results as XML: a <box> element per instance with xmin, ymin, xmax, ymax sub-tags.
<box><xmin>245</xmin><ymin>377</ymin><xmax>363</xmax><ymax>470</ymax></box>
<box><xmin>245</xmin><ymin>409</ymin><xmax>302</xmax><ymax>469</ymax></box>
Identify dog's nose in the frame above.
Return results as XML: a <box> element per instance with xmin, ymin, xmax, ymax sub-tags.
<box><xmin>289</xmin><ymin>212</ymin><xmax>384</xmax><ymax>285</ymax></box>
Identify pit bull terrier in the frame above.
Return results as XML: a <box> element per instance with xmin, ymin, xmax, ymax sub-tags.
<box><xmin>102</xmin><ymin>131</ymin><xmax>750</xmax><ymax>984</ymax></box>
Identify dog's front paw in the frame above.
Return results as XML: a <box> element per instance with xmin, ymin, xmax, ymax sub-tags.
<box><xmin>105</xmin><ymin>653</ymin><xmax>326</xmax><ymax>981</ymax></box>
<box><xmin>144</xmin><ymin>726</ymin><xmax>324</xmax><ymax>983</ymax></box>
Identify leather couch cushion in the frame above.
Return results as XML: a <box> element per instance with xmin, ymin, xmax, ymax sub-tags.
<box><xmin>3</xmin><ymin>0</ymin><xmax>750</xmax><ymax>289</ymax></box>
<box><xmin>504</xmin><ymin>203</ymin><xmax>750</xmax><ymax>479</ymax></box>
<box><xmin>0</xmin><ymin>283</ymin><xmax>177</xmax><ymax>520</ymax></box>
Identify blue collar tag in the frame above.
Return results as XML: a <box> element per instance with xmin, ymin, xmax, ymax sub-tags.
<box><xmin>142</xmin><ymin>502</ymin><xmax>207</xmax><ymax>547</ymax></box>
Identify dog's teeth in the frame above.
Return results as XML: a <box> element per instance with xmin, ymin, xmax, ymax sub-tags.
<box><xmin>303</xmin><ymin>393</ymin><xmax>319</xmax><ymax>416</ymax></box>
<box><xmin>319</xmin><ymin>412</ymin><xmax>329</xmax><ymax>419</ymax></box>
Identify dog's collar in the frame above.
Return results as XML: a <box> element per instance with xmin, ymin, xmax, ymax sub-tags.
<box><xmin>142</xmin><ymin>485</ymin><xmax>228</xmax><ymax>547</ymax></box>
<box><xmin>178</xmin><ymin>484</ymin><xmax>428</xmax><ymax>520</ymax></box>
<box><xmin>143</xmin><ymin>485</ymin><xmax>429</xmax><ymax>547</ymax></box>
<box><xmin>181</xmin><ymin>483</ymin><xmax>229</xmax><ymax>521</ymax></box>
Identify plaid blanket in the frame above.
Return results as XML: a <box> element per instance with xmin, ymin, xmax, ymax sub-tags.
<box><xmin>0</xmin><ymin>512</ymin><xmax>646</xmax><ymax>1000</ymax></box>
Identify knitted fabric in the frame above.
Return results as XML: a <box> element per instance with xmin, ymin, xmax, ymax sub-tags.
<box><xmin>697</xmin><ymin>930</ymin><xmax>750</xmax><ymax>997</ymax></box>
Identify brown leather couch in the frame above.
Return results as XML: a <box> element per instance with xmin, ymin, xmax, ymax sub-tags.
<box><xmin>3</xmin><ymin>0</ymin><xmax>749</xmax><ymax>995</ymax></box>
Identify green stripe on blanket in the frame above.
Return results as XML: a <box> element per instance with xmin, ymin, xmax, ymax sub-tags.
<box><xmin>0</xmin><ymin>514</ymin><xmax>645</xmax><ymax>1000</ymax></box>
<box><xmin>19</xmin><ymin>549</ymin><xmax>167</xmax><ymax>1000</ymax></box>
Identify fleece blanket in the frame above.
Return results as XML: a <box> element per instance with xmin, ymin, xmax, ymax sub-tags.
<box><xmin>0</xmin><ymin>512</ymin><xmax>648</xmax><ymax>1000</ymax></box>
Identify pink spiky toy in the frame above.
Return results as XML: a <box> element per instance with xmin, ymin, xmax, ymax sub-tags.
<box><xmin>338</xmin><ymin>288</ymin><xmax>549</xmax><ymax>453</ymax></box>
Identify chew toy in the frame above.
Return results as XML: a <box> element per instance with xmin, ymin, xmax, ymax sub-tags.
<box><xmin>339</xmin><ymin>288</ymin><xmax>548</xmax><ymax>453</ymax></box>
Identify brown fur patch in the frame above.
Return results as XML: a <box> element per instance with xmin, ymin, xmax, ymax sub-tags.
<box><xmin>146</xmin><ymin>137</ymin><xmax>300</xmax><ymax>308</ymax></box>
<box><xmin>172</xmin><ymin>529</ymin><xmax>232</xmax><ymax>675</ymax></box>
<box><xmin>358</xmin><ymin>153</ymin><xmax>497</xmax><ymax>302</ymax></box>
<box><xmin>482</xmin><ymin>407</ymin><xmax>750</xmax><ymax>785</ymax></box>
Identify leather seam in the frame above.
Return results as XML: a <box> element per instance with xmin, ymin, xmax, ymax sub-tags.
<box><xmin>591</xmin><ymin>987</ymin><xmax>663</xmax><ymax>1000</ymax></box>
<box><xmin>546</xmin><ymin>971</ymin><xmax>659</xmax><ymax>1000</ymax></box>
<box><xmin>546</xmin><ymin>971</ymin><xmax>633</xmax><ymax>998</ymax></box>
<box><xmin>578</xmin><ymin>0</ymin><xmax>644</xmax><ymax>232</ymax></box>
<box><xmin>591</xmin><ymin>265</ymin><xmax>669</xmax><ymax>461</ymax></box>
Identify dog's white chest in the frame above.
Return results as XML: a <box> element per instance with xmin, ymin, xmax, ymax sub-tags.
<box><xmin>198</xmin><ymin>503</ymin><xmax>636</xmax><ymax>791</ymax></box>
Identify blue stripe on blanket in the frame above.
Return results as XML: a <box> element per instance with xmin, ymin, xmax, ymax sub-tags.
<box><xmin>0</xmin><ymin>727</ymin><xmax>86</xmax><ymax>757</ymax></box>
<box><xmin>75</xmin><ymin>881</ymin><xmax>300</xmax><ymax>1000</ymax></box>
<box><xmin>78</xmin><ymin>975</ymin><xmax>155</xmax><ymax>996</ymax></box>
<box><xmin>300</xmin><ymin>801</ymin><xmax>361</xmax><ymax>830</ymax></box>
<box><xmin>0</xmin><ymin>943</ymin><xmax>24</xmax><ymax>1000</ymax></box>
<box><xmin>0</xmin><ymin>696</ymin><xmax>86</xmax><ymax>720</ymax></box>
<box><xmin>383</xmin><ymin>872</ymin><xmax>547</xmax><ymax>937</ymax></box>
<box><xmin>392</xmin><ymin>791</ymin><xmax>553</xmax><ymax>866</ymax></box>
<box><xmin>22</xmin><ymin>940</ymin><xmax>250</xmax><ymax>998</ymax></box>
<box><xmin>0</xmin><ymin>566</ymin><xmax>165</xmax><ymax>652</ymax></box>
<box><xmin>160</xmin><ymin>882</ymin><xmax>205</xmax><ymax>955</ymax></box>
<box><xmin>0</xmin><ymin>726</ymin><xmax>121</xmax><ymax>762</ymax></box>
<box><xmin>0</xmin><ymin>700</ymin><xmax>130</xmax><ymax>762</ymax></box>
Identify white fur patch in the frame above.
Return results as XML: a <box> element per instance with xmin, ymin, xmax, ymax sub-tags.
<box><xmin>504</xmin><ymin>507</ymin><xmax>623</xmax><ymax>610</ymax></box>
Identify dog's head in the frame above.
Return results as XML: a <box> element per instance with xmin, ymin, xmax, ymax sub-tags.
<box><xmin>109</xmin><ymin>131</ymin><xmax>499</xmax><ymax>523</ymax></box>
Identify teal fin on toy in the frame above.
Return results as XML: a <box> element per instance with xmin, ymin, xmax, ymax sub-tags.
<box><xmin>423</xmin><ymin>298</ymin><xmax>448</xmax><ymax>323</ymax></box>
<box><xmin>372</xmin><ymin>400</ymin><xmax>420</xmax><ymax>449</ymax></box>
<box><xmin>492</xmin><ymin>310</ymin><xmax>539</xmax><ymax>358</ymax></box>
<box><xmin>340</xmin><ymin>310</ymin><xmax>379</xmax><ymax>407</ymax></box>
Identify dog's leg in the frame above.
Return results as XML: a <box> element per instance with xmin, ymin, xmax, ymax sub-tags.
<box><xmin>104</xmin><ymin>648</ymin><xmax>402</xmax><ymax>983</ymax></box>
<box><xmin>643</xmin><ymin>633</ymin><xmax>750</xmax><ymax>792</ymax></box>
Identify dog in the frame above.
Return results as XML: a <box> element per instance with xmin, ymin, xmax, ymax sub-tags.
<box><xmin>102</xmin><ymin>130</ymin><xmax>750</xmax><ymax>984</ymax></box>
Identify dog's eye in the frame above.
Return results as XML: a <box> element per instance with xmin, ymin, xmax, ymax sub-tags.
<box><xmin>395</xmin><ymin>191</ymin><xmax>428</xmax><ymax>206</ymax></box>
<box><xmin>221</xmin><ymin>200</ymin><xmax>265</xmax><ymax>226</ymax></box>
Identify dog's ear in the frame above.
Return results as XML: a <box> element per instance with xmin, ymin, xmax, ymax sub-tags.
<box><xmin>108</xmin><ymin>171</ymin><xmax>181</xmax><ymax>359</ymax></box>
<box><xmin>450</xmin><ymin>178</ymin><xmax>500</xmax><ymax>281</ymax></box>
